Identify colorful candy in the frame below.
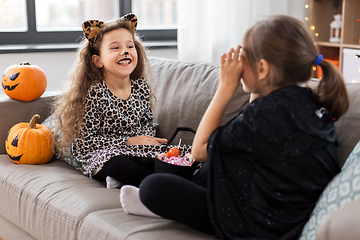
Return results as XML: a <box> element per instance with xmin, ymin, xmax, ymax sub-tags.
<box><xmin>157</xmin><ymin>148</ymin><xmax>195</xmax><ymax>166</ymax></box>
<box><xmin>165</xmin><ymin>147</ymin><xmax>181</xmax><ymax>158</ymax></box>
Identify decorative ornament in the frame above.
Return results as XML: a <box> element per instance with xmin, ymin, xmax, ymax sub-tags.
<box><xmin>1</xmin><ymin>62</ymin><xmax>47</xmax><ymax>101</ymax></box>
<box><xmin>329</xmin><ymin>14</ymin><xmax>342</xmax><ymax>43</ymax></box>
<box><xmin>5</xmin><ymin>114</ymin><xmax>54</xmax><ymax>164</ymax></box>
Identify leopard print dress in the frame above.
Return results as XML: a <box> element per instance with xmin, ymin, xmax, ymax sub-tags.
<box><xmin>72</xmin><ymin>78</ymin><xmax>191</xmax><ymax>177</ymax></box>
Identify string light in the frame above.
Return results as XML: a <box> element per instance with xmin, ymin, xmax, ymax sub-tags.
<box><xmin>305</xmin><ymin>4</ymin><xmax>318</xmax><ymax>39</ymax></box>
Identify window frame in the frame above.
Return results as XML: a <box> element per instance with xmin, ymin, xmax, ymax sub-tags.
<box><xmin>0</xmin><ymin>0</ymin><xmax>177</xmax><ymax>47</ymax></box>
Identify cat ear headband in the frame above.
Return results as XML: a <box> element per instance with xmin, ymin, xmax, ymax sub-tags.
<box><xmin>82</xmin><ymin>13</ymin><xmax>138</xmax><ymax>46</ymax></box>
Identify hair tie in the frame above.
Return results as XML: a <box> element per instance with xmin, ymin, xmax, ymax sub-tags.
<box><xmin>314</xmin><ymin>54</ymin><xmax>323</xmax><ymax>66</ymax></box>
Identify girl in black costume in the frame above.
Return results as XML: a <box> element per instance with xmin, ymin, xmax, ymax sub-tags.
<box><xmin>120</xmin><ymin>15</ymin><xmax>349</xmax><ymax>239</ymax></box>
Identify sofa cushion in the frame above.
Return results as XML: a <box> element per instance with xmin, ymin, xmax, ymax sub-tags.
<box><xmin>41</xmin><ymin>113</ymin><xmax>81</xmax><ymax>170</ymax></box>
<box><xmin>148</xmin><ymin>57</ymin><xmax>250</xmax><ymax>146</ymax></box>
<box><xmin>299</xmin><ymin>140</ymin><xmax>360</xmax><ymax>240</ymax></box>
<box><xmin>332</xmin><ymin>82</ymin><xmax>360</xmax><ymax>166</ymax></box>
<box><xmin>78</xmin><ymin>208</ymin><xmax>213</xmax><ymax>240</ymax></box>
<box><xmin>316</xmin><ymin>197</ymin><xmax>360</xmax><ymax>240</ymax></box>
<box><xmin>0</xmin><ymin>156</ymin><xmax>121</xmax><ymax>240</ymax></box>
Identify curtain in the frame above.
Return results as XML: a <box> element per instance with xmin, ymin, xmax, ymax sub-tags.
<box><xmin>177</xmin><ymin>0</ymin><xmax>307</xmax><ymax>63</ymax></box>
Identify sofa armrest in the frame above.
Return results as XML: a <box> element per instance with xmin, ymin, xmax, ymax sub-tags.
<box><xmin>0</xmin><ymin>91</ymin><xmax>59</xmax><ymax>154</ymax></box>
<box><xmin>316</xmin><ymin>197</ymin><xmax>360</xmax><ymax>240</ymax></box>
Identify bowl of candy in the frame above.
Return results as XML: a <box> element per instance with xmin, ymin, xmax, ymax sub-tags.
<box><xmin>155</xmin><ymin>146</ymin><xmax>198</xmax><ymax>180</ymax></box>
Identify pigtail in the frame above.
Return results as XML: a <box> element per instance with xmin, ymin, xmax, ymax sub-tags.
<box><xmin>315</xmin><ymin>60</ymin><xmax>349</xmax><ymax>119</ymax></box>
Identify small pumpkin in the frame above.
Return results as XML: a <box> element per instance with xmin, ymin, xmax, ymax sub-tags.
<box><xmin>5</xmin><ymin>114</ymin><xmax>54</xmax><ymax>164</ymax></box>
<box><xmin>1</xmin><ymin>62</ymin><xmax>47</xmax><ymax>101</ymax></box>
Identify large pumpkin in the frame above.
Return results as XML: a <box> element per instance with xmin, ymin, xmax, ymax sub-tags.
<box><xmin>1</xmin><ymin>62</ymin><xmax>47</xmax><ymax>101</ymax></box>
<box><xmin>5</xmin><ymin>114</ymin><xmax>54</xmax><ymax>164</ymax></box>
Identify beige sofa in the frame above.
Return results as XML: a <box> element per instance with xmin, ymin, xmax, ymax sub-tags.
<box><xmin>0</xmin><ymin>57</ymin><xmax>359</xmax><ymax>240</ymax></box>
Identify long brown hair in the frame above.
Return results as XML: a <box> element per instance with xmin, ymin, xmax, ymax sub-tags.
<box><xmin>242</xmin><ymin>15</ymin><xmax>349</xmax><ymax>119</ymax></box>
<box><xmin>53</xmin><ymin>17</ymin><xmax>151</xmax><ymax>149</ymax></box>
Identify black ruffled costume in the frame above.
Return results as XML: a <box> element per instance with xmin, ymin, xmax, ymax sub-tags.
<box><xmin>207</xmin><ymin>85</ymin><xmax>340</xmax><ymax>239</ymax></box>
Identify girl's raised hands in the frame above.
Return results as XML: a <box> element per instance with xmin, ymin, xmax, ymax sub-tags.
<box><xmin>219</xmin><ymin>45</ymin><xmax>243</xmax><ymax>94</ymax></box>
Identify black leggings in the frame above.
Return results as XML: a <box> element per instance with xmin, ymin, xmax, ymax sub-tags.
<box><xmin>139</xmin><ymin>172</ymin><xmax>216</xmax><ymax>236</ymax></box>
<box><xmin>93</xmin><ymin>155</ymin><xmax>154</xmax><ymax>187</ymax></box>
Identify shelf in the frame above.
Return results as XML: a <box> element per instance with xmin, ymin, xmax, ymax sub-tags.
<box><xmin>343</xmin><ymin>43</ymin><xmax>360</xmax><ymax>49</ymax></box>
<box><xmin>308</xmin><ymin>0</ymin><xmax>360</xmax><ymax>73</ymax></box>
<box><xmin>342</xmin><ymin>0</ymin><xmax>360</xmax><ymax>45</ymax></box>
<box><xmin>315</xmin><ymin>41</ymin><xmax>341</xmax><ymax>48</ymax></box>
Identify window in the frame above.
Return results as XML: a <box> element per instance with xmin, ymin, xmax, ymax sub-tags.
<box><xmin>132</xmin><ymin>0</ymin><xmax>176</xmax><ymax>29</ymax></box>
<box><xmin>35</xmin><ymin>0</ymin><xmax>119</xmax><ymax>31</ymax></box>
<box><xmin>0</xmin><ymin>0</ymin><xmax>177</xmax><ymax>50</ymax></box>
<box><xmin>0</xmin><ymin>0</ymin><xmax>27</xmax><ymax>32</ymax></box>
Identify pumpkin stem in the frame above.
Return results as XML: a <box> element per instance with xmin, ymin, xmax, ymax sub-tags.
<box><xmin>29</xmin><ymin>114</ymin><xmax>40</xmax><ymax>129</ymax></box>
<box><xmin>20</xmin><ymin>61</ymin><xmax>31</xmax><ymax>66</ymax></box>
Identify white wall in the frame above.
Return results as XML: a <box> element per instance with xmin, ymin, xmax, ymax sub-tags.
<box><xmin>0</xmin><ymin>48</ymin><xmax>178</xmax><ymax>98</ymax></box>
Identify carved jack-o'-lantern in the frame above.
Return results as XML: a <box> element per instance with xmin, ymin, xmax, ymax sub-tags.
<box><xmin>1</xmin><ymin>62</ymin><xmax>47</xmax><ymax>101</ymax></box>
<box><xmin>5</xmin><ymin>114</ymin><xmax>54</xmax><ymax>164</ymax></box>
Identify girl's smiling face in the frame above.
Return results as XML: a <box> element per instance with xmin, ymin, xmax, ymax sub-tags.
<box><xmin>93</xmin><ymin>28</ymin><xmax>138</xmax><ymax>82</ymax></box>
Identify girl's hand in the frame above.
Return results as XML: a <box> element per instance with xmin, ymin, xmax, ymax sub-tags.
<box><xmin>125</xmin><ymin>135</ymin><xmax>167</xmax><ymax>145</ymax></box>
<box><xmin>219</xmin><ymin>45</ymin><xmax>243</xmax><ymax>94</ymax></box>
<box><xmin>192</xmin><ymin>45</ymin><xmax>243</xmax><ymax>162</ymax></box>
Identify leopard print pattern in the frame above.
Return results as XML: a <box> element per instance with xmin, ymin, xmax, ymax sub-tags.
<box><xmin>72</xmin><ymin>79</ymin><xmax>192</xmax><ymax>177</ymax></box>
<box><xmin>82</xmin><ymin>13</ymin><xmax>137</xmax><ymax>46</ymax></box>
<box><xmin>121</xmin><ymin>13</ymin><xmax>138</xmax><ymax>32</ymax></box>
<box><xmin>82</xmin><ymin>20</ymin><xmax>104</xmax><ymax>46</ymax></box>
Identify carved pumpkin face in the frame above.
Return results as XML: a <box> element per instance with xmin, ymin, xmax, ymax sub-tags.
<box><xmin>1</xmin><ymin>62</ymin><xmax>47</xmax><ymax>101</ymax></box>
<box><xmin>5</xmin><ymin>114</ymin><xmax>54</xmax><ymax>165</ymax></box>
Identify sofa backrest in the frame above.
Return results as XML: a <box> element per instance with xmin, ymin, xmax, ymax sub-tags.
<box><xmin>0</xmin><ymin>57</ymin><xmax>359</xmax><ymax>167</ymax></box>
<box><xmin>148</xmin><ymin>58</ymin><xmax>360</xmax><ymax>166</ymax></box>
<box><xmin>332</xmin><ymin>82</ymin><xmax>360</xmax><ymax>166</ymax></box>
<box><xmin>148</xmin><ymin>57</ymin><xmax>250</xmax><ymax>146</ymax></box>
<box><xmin>295</xmin><ymin>79</ymin><xmax>360</xmax><ymax>167</ymax></box>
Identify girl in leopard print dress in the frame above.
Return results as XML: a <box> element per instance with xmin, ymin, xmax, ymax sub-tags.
<box><xmin>53</xmin><ymin>14</ymin><xmax>190</xmax><ymax>188</ymax></box>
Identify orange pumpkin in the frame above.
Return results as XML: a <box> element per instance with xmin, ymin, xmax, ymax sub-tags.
<box><xmin>5</xmin><ymin>114</ymin><xmax>54</xmax><ymax>164</ymax></box>
<box><xmin>1</xmin><ymin>62</ymin><xmax>47</xmax><ymax>101</ymax></box>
